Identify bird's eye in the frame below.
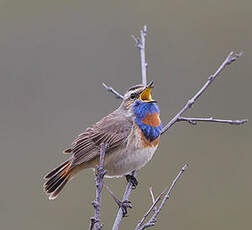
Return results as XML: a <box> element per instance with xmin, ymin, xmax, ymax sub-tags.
<box><xmin>130</xmin><ymin>93</ymin><xmax>137</xmax><ymax>99</ymax></box>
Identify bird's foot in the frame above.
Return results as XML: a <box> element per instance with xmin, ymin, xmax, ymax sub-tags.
<box><xmin>103</xmin><ymin>183</ymin><xmax>132</xmax><ymax>217</ymax></box>
<box><xmin>125</xmin><ymin>174</ymin><xmax>138</xmax><ymax>189</ymax></box>
<box><xmin>115</xmin><ymin>200</ymin><xmax>132</xmax><ymax>217</ymax></box>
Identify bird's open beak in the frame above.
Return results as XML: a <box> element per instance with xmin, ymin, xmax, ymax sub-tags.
<box><xmin>140</xmin><ymin>81</ymin><xmax>157</xmax><ymax>103</ymax></box>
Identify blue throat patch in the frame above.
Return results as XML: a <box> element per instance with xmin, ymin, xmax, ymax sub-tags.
<box><xmin>133</xmin><ymin>100</ymin><xmax>162</xmax><ymax>142</ymax></box>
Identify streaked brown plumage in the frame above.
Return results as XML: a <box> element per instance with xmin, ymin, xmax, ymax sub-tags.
<box><xmin>43</xmin><ymin>82</ymin><xmax>161</xmax><ymax>200</ymax></box>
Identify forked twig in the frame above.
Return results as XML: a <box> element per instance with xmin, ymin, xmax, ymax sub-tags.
<box><xmin>102</xmin><ymin>53</ymin><xmax>247</xmax><ymax>132</ymax></box>
<box><xmin>161</xmin><ymin>51</ymin><xmax>245</xmax><ymax>134</ymax></box>
<box><xmin>149</xmin><ymin>187</ymin><xmax>157</xmax><ymax>208</ymax></box>
<box><xmin>135</xmin><ymin>187</ymin><xmax>164</xmax><ymax>229</ymax></box>
<box><xmin>103</xmin><ymin>26</ymin><xmax>148</xmax><ymax>98</ymax></box>
<box><xmin>136</xmin><ymin>164</ymin><xmax>188</xmax><ymax>230</ymax></box>
<box><xmin>100</xmin><ymin>26</ymin><xmax>247</xmax><ymax>230</ymax></box>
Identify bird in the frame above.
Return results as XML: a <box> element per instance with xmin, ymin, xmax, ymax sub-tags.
<box><xmin>43</xmin><ymin>81</ymin><xmax>162</xmax><ymax>200</ymax></box>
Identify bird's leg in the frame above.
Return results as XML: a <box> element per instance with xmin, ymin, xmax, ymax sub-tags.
<box><xmin>103</xmin><ymin>183</ymin><xmax>132</xmax><ymax>217</ymax></box>
<box><xmin>125</xmin><ymin>174</ymin><xmax>138</xmax><ymax>189</ymax></box>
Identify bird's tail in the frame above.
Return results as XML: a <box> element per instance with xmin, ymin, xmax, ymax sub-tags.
<box><xmin>43</xmin><ymin>160</ymin><xmax>72</xmax><ymax>200</ymax></box>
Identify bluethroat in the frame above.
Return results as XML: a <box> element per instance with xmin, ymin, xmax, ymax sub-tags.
<box><xmin>43</xmin><ymin>81</ymin><xmax>162</xmax><ymax>200</ymax></box>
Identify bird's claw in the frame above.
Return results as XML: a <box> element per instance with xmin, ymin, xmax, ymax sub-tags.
<box><xmin>126</xmin><ymin>174</ymin><xmax>138</xmax><ymax>189</ymax></box>
<box><xmin>117</xmin><ymin>200</ymin><xmax>132</xmax><ymax>217</ymax></box>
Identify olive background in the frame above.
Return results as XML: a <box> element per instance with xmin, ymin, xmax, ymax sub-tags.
<box><xmin>0</xmin><ymin>1</ymin><xmax>251</xmax><ymax>229</ymax></box>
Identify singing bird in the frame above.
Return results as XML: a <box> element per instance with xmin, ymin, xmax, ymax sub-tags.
<box><xmin>43</xmin><ymin>81</ymin><xmax>162</xmax><ymax>200</ymax></box>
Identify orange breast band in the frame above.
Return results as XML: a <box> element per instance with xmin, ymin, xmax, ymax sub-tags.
<box><xmin>141</xmin><ymin>112</ymin><xmax>161</xmax><ymax>127</ymax></box>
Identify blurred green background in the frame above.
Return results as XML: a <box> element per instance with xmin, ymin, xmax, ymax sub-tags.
<box><xmin>0</xmin><ymin>0</ymin><xmax>251</xmax><ymax>229</ymax></box>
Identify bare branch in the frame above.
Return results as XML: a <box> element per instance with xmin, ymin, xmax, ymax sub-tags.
<box><xmin>178</xmin><ymin>116</ymin><xmax>248</xmax><ymax>125</ymax></box>
<box><xmin>136</xmin><ymin>164</ymin><xmax>188</xmax><ymax>230</ymax></box>
<box><xmin>89</xmin><ymin>143</ymin><xmax>106</xmax><ymax>230</ymax></box>
<box><xmin>135</xmin><ymin>188</ymin><xmax>164</xmax><ymax>229</ymax></box>
<box><xmin>112</xmin><ymin>25</ymin><xmax>149</xmax><ymax>230</ymax></box>
<box><xmin>89</xmin><ymin>217</ymin><xmax>96</xmax><ymax>230</ymax></box>
<box><xmin>149</xmin><ymin>187</ymin><xmax>156</xmax><ymax>205</ymax></box>
<box><xmin>161</xmin><ymin>51</ymin><xmax>244</xmax><ymax>134</ymax></box>
<box><xmin>148</xmin><ymin>187</ymin><xmax>159</xmax><ymax>214</ymax></box>
<box><xmin>103</xmin><ymin>183</ymin><xmax>118</xmax><ymax>203</ymax></box>
<box><xmin>99</xmin><ymin>27</ymin><xmax>247</xmax><ymax>230</ymax></box>
<box><xmin>132</xmin><ymin>25</ymin><xmax>148</xmax><ymax>85</ymax></box>
<box><xmin>103</xmin><ymin>25</ymin><xmax>148</xmax><ymax>100</ymax></box>
<box><xmin>140</xmin><ymin>25</ymin><xmax>147</xmax><ymax>85</ymax></box>
<box><xmin>112</xmin><ymin>170</ymin><xmax>137</xmax><ymax>230</ymax></box>
<box><xmin>102</xmin><ymin>83</ymin><xmax>123</xmax><ymax>99</ymax></box>
<box><xmin>103</xmin><ymin>183</ymin><xmax>133</xmax><ymax>215</ymax></box>
<box><xmin>102</xmin><ymin>50</ymin><xmax>246</xmax><ymax>131</ymax></box>
<box><xmin>131</xmin><ymin>35</ymin><xmax>141</xmax><ymax>48</ymax></box>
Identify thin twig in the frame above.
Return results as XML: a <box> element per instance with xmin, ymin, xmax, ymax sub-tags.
<box><xmin>135</xmin><ymin>188</ymin><xmax>164</xmax><ymax>229</ymax></box>
<box><xmin>103</xmin><ymin>183</ymin><xmax>118</xmax><ymax>203</ymax></box>
<box><xmin>161</xmin><ymin>51</ymin><xmax>244</xmax><ymax>134</ymax></box>
<box><xmin>112</xmin><ymin>171</ymin><xmax>137</xmax><ymax>230</ymax></box>
<box><xmin>137</xmin><ymin>164</ymin><xmax>188</xmax><ymax>230</ymax></box>
<box><xmin>102</xmin><ymin>51</ymin><xmax>247</xmax><ymax>130</ymax></box>
<box><xmin>149</xmin><ymin>187</ymin><xmax>158</xmax><ymax>213</ymax></box>
<box><xmin>149</xmin><ymin>187</ymin><xmax>156</xmax><ymax>205</ymax></box>
<box><xmin>102</xmin><ymin>83</ymin><xmax>123</xmax><ymax>99</ymax></box>
<box><xmin>139</xmin><ymin>25</ymin><xmax>147</xmax><ymax>85</ymax></box>
<box><xmin>100</xmin><ymin>27</ymin><xmax>247</xmax><ymax>230</ymax></box>
<box><xmin>131</xmin><ymin>29</ymin><xmax>148</xmax><ymax>85</ymax></box>
<box><xmin>112</xmin><ymin>25</ymin><xmax>148</xmax><ymax>230</ymax></box>
<box><xmin>89</xmin><ymin>143</ymin><xmax>106</xmax><ymax>230</ymax></box>
<box><xmin>178</xmin><ymin>116</ymin><xmax>248</xmax><ymax>125</ymax></box>
<box><xmin>103</xmin><ymin>25</ymin><xmax>147</xmax><ymax>96</ymax></box>
<box><xmin>103</xmin><ymin>183</ymin><xmax>133</xmax><ymax>212</ymax></box>
<box><xmin>132</xmin><ymin>25</ymin><xmax>148</xmax><ymax>86</ymax></box>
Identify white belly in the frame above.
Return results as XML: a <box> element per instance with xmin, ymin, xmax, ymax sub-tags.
<box><xmin>104</xmin><ymin>145</ymin><xmax>158</xmax><ymax>177</ymax></box>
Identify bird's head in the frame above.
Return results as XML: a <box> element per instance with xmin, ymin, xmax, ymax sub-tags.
<box><xmin>120</xmin><ymin>81</ymin><xmax>157</xmax><ymax>114</ymax></box>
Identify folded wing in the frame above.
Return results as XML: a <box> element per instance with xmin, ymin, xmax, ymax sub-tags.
<box><xmin>65</xmin><ymin>112</ymin><xmax>132</xmax><ymax>167</ymax></box>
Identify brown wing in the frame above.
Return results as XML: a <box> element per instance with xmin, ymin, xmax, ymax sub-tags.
<box><xmin>66</xmin><ymin>111</ymin><xmax>132</xmax><ymax>166</ymax></box>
